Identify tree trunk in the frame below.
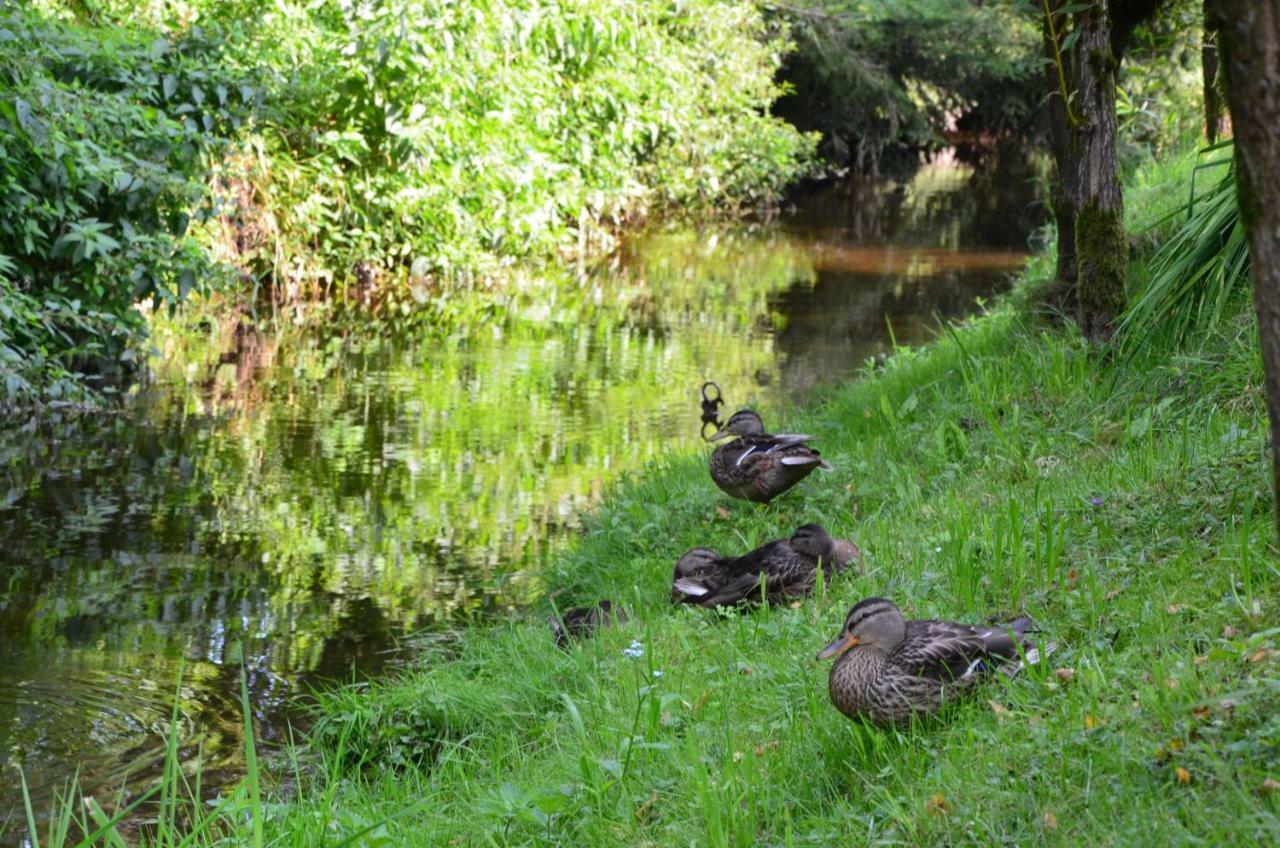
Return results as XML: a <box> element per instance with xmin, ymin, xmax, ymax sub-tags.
<box><xmin>1043</xmin><ymin>5</ymin><xmax>1080</xmax><ymax>314</ymax></box>
<box><xmin>1072</xmin><ymin>1</ymin><xmax>1128</xmax><ymax>342</ymax></box>
<box><xmin>1203</xmin><ymin>1</ymin><xmax>1226</xmax><ymax>143</ymax></box>
<box><xmin>1211</xmin><ymin>0</ymin><xmax>1280</xmax><ymax>538</ymax></box>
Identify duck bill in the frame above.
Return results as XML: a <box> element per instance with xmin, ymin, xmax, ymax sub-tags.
<box><xmin>816</xmin><ymin>633</ymin><xmax>860</xmax><ymax>661</ymax></box>
<box><xmin>707</xmin><ymin>428</ymin><xmax>734</xmax><ymax>441</ymax></box>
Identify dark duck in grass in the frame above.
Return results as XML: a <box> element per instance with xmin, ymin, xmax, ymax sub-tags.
<box><xmin>550</xmin><ymin>600</ymin><xmax>626</xmax><ymax>647</ymax></box>
<box><xmin>672</xmin><ymin>524</ymin><xmax>859</xmax><ymax>608</ymax></box>
<box><xmin>817</xmin><ymin>597</ymin><xmax>1050</xmax><ymax>726</ymax></box>
<box><xmin>707</xmin><ymin>409</ymin><xmax>832</xmax><ymax>503</ymax></box>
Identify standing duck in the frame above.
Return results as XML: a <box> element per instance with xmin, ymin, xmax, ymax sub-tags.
<box><xmin>817</xmin><ymin>597</ymin><xmax>1048</xmax><ymax>726</ymax></box>
<box><xmin>708</xmin><ymin>409</ymin><xmax>832</xmax><ymax>503</ymax></box>
<box><xmin>672</xmin><ymin>524</ymin><xmax>859</xmax><ymax>607</ymax></box>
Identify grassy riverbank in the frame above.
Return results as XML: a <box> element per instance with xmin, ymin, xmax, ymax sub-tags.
<box><xmin>230</xmin><ymin>150</ymin><xmax>1277</xmax><ymax>845</ymax></box>
<box><xmin>15</xmin><ymin>158</ymin><xmax>1279</xmax><ymax>846</ymax></box>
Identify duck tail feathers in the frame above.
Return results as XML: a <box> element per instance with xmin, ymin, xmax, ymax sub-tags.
<box><xmin>999</xmin><ymin>639</ymin><xmax>1058</xmax><ymax>678</ymax></box>
<box><xmin>780</xmin><ymin>455</ymin><xmax>824</xmax><ymax>467</ymax></box>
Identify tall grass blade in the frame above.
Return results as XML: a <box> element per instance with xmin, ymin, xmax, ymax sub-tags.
<box><xmin>240</xmin><ymin>665</ymin><xmax>264</xmax><ymax>848</ymax></box>
<box><xmin>20</xmin><ymin>770</ymin><xmax>39</xmax><ymax>848</ymax></box>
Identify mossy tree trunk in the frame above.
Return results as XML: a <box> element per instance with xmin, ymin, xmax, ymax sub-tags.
<box><xmin>1042</xmin><ymin>1</ymin><xmax>1080</xmax><ymax>314</ymax></box>
<box><xmin>1042</xmin><ymin>1</ymin><xmax>1164</xmax><ymax>335</ymax></box>
<box><xmin>1070</xmin><ymin>1</ymin><xmax>1127</xmax><ymax>342</ymax></box>
<box><xmin>1203</xmin><ymin>0</ymin><xmax>1226</xmax><ymax>144</ymax></box>
<box><xmin>1211</xmin><ymin>0</ymin><xmax>1280</xmax><ymax>538</ymax></box>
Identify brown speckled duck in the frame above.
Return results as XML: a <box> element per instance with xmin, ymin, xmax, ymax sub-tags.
<box><xmin>672</xmin><ymin>524</ymin><xmax>858</xmax><ymax>607</ymax></box>
<box><xmin>708</xmin><ymin>409</ymin><xmax>832</xmax><ymax>503</ymax></box>
<box><xmin>817</xmin><ymin>597</ymin><xmax>1047</xmax><ymax>726</ymax></box>
<box><xmin>550</xmin><ymin>600</ymin><xmax>626</xmax><ymax>647</ymax></box>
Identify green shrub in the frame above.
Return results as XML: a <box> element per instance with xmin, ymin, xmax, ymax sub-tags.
<box><xmin>232</xmin><ymin>0</ymin><xmax>815</xmax><ymax>288</ymax></box>
<box><xmin>0</xmin><ymin>4</ymin><xmax>258</xmax><ymax>404</ymax></box>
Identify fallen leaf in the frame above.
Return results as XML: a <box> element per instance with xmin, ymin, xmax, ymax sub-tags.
<box><xmin>1104</xmin><ymin>586</ymin><xmax>1125</xmax><ymax>600</ymax></box>
<box><xmin>1193</xmin><ymin>654</ymin><xmax>1210</xmax><ymax>665</ymax></box>
<box><xmin>988</xmin><ymin>699</ymin><xmax>1009</xmax><ymax>720</ymax></box>
<box><xmin>1066</xmin><ymin>568</ymin><xmax>1079</xmax><ymax>588</ymax></box>
<box><xmin>1084</xmin><ymin>714</ymin><xmax>1102</xmax><ymax>729</ymax></box>
<box><xmin>1261</xmin><ymin>777</ymin><xmax>1280</xmax><ymax>794</ymax></box>
<box><xmin>926</xmin><ymin>793</ymin><xmax>948</xmax><ymax>816</ymax></box>
<box><xmin>1054</xmin><ymin>667</ymin><xmax>1075</xmax><ymax>684</ymax></box>
<box><xmin>1043</xmin><ymin>811</ymin><xmax>1058</xmax><ymax>830</ymax></box>
<box><xmin>1176</xmin><ymin>767</ymin><xmax>1192</xmax><ymax>785</ymax></box>
<box><xmin>1249</xmin><ymin>649</ymin><xmax>1270</xmax><ymax>663</ymax></box>
<box><xmin>634</xmin><ymin>791</ymin><xmax>659</xmax><ymax>822</ymax></box>
<box><xmin>715</xmin><ymin>505</ymin><xmax>730</xmax><ymax>519</ymax></box>
<box><xmin>1165</xmin><ymin>677</ymin><xmax>1180</xmax><ymax>690</ymax></box>
<box><xmin>1166</xmin><ymin>604</ymin><xmax>1184</xmax><ymax>614</ymax></box>
<box><xmin>1192</xmin><ymin>705</ymin><xmax>1211</xmax><ymax>720</ymax></box>
<box><xmin>1222</xmin><ymin>625</ymin><xmax>1240</xmax><ymax>638</ymax></box>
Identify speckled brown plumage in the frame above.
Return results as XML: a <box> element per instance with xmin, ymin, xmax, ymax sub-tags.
<box><xmin>672</xmin><ymin>524</ymin><xmax>859</xmax><ymax>607</ymax></box>
<box><xmin>819</xmin><ymin>597</ymin><xmax>1042</xmax><ymax>726</ymax></box>
<box><xmin>550</xmin><ymin>600</ymin><xmax>626</xmax><ymax>647</ymax></box>
<box><xmin>707</xmin><ymin>410</ymin><xmax>832</xmax><ymax>503</ymax></box>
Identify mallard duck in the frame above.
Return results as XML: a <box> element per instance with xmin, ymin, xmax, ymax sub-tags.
<box><xmin>672</xmin><ymin>524</ymin><xmax>859</xmax><ymax>607</ymax></box>
<box><xmin>670</xmin><ymin>546</ymin><xmax>726</xmax><ymax>601</ymax></box>
<box><xmin>817</xmin><ymin>597</ymin><xmax>1048</xmax><ymax>726</ymax></box>
<box><xmin>708</xmin><ymin>409</ymin><xmax>832</xmax><ymax>503</ymax></box>
<box><xmin>550</xmin><ymin>600</ymin><xmax>626</xmax><ymax>647</ymax></box>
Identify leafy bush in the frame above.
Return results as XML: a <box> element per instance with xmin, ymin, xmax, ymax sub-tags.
<box><xmin>0</xmin><ymin>5</ymin><xmax>258</xmax><ymax>405</ymax></box>
<box><xmin>230</xmin><ymin>0</ymin><xmax>815</xmax><ymax>290</ymax></box>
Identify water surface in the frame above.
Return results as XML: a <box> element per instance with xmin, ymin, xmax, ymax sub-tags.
<box><xmin>0</xmin><ymin>155</ymin><xmax>1039</xmax><ymax>826</ymax></box>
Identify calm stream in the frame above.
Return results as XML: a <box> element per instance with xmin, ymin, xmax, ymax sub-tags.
<box><xmin>0</xmin><ymin>154</ymin><xmax>1039</xmax><ymax>825</ymax></box>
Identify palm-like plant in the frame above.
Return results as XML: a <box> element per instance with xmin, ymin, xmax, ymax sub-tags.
<box><xmin>1119</xmin><ymin>140</ymin><xmax>1251</xmax><ymax>353</ymax></box>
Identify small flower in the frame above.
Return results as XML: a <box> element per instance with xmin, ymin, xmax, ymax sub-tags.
<box><xmin>622</xmin><ymin>640</ymin><xmax>644</xmax><ymax>659</ymax></box>
<box><xmin>934</xmin><ymin>546</ymin><xmax>943</xmax><ymax>553</ymax></box>
<box><xmin>652</xmin><ymin>670</ymin><xmax>663</xmax><ymax>678</ymax></box>
<box><xmin>1090</xmin><ymin>497</ymin><xmax>1103</xmax><ymax>507</ymax></box>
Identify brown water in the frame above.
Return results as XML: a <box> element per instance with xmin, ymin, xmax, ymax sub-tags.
<box><xmin>0</xmin><ymin>153</ymin><xmax>1040</xmax><ymax>830</ymax></box>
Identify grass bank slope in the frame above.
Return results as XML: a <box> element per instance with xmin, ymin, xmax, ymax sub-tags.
<box><xmin>269</xmin><ymin>173</ymin><xmax>1280</xmax><ymax>845</ymax></box>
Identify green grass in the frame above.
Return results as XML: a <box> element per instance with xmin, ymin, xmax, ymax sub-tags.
<box><xmin>269</xmin><ymin>270</ymin><xmax>1277</xmax><ymax>846</ymax></box>
<box><xmin>19</xmin><ymin>153</ymin><xmax>1280</xmax><ymax>845</ymax></box>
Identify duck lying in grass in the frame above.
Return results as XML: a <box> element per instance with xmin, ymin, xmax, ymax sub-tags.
<box><xmin>817</xmin><ymin>597</ymin><xmax>1050</xmax><ymax>726</ymax></box>
<box><xmin>672</xmin><ymin>524</ymin><xmax>859</xmax><ymax>607</ymax></box>
<box><xmin>707</xmin><ymin>409</ymin><xmax>832</xmax><ymax>503</ymax></box>
<box><xmin>550</xmin><ymin>600</ymin><xmax>626</xmax><ymax>647</ymax></box>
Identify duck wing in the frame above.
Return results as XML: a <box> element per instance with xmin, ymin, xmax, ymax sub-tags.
<box><xmin>676</xmin><ymin>540</ymin><xmax>803</xmax><ymax>606</ymax></box>
<box><xmin>893</xmin><ymin>619</ymin><xmax>1032</xmax><ymax>683</ymax></box>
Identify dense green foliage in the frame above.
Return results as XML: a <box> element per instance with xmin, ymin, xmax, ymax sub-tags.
<box><xmin>240</xmin><ymin>0</ymin><xmax>813</xmax><ymax>284</ymax></box>
<box><xmin>2</xmin><ymin>0</ymin><xmax>813</xmax><ymax>404</ymax></box>
<box><xmin>772</xmin><ymin>1</ymin><xmax>1042</xmax><ymax>170</ymax></box>
<box><xmin>0</xmin><ymin>3</ymin><xmax>255</xmax><ymax>404</ymax></box>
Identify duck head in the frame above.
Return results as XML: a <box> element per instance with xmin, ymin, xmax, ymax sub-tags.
<box><xmin>708</xmin><ymin>409</ymin><xmax>765</xmax><ymax>441</ymax></box>
<box><xmin>789</xmin><ymin>524</ymin><xmax>860</xmax><ymax>568</ymax></box>
<box><xmin>816</xmin><ymin>597</ymin><xmax>906</xmax><ymax>660</ymax></box>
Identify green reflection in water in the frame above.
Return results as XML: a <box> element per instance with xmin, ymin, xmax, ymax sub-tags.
<box><xmin>0</xmin><ymin>157</ymin><xmax>1039</xmax><ymax>822</ymax></box>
